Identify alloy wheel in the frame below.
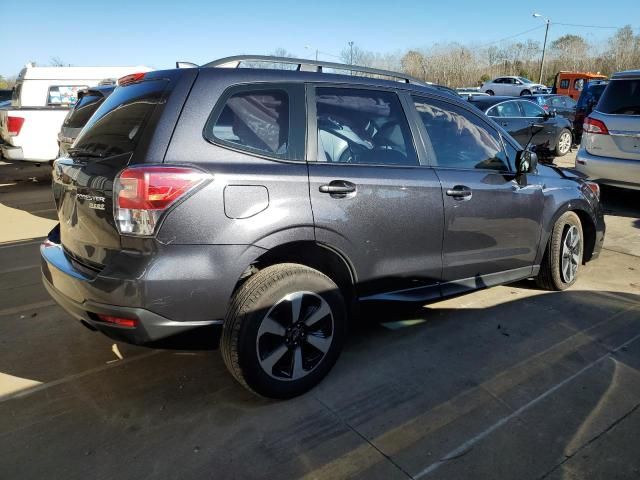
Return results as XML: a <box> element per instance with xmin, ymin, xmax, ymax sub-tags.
<box><xmin>256</xmin><ymin>291</ymin><xmax>334</xmax><ymax>381</ymax></box>
<box><xmin>558</xmin><ymin>131</ymin><xmax>571</xmax><ymax>155</ymax></box>
<box><xmin>561</xmin><ymin>225</ymin><xmax>581</xmax><ymax>283</ymax></box>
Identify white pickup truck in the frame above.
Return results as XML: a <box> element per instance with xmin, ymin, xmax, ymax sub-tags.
<box><xmin>0</xmin><ymin>64</ymin><xmax>151</xmax><ymax>163</ymax></box>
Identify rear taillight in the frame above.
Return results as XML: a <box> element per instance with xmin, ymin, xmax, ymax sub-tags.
<box><xmin>114</xmin><ymin>166</ymin><xmax>210</xmax><ymax>236</ymax></box>
<box><xmin>583</xmin><ymin>117</ymin><xmax>609</xmax><ymax>135</ymax></box>
<box><xmin>7</xmin><ymin>116</ymin><xmax>24</xmax><ymax>136</ymax></box>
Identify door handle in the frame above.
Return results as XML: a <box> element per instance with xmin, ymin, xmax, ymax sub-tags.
<box><xmin>445</xmin><ymin>185</ymin><xmax>472</xmax><ymax>199</ymax></box>
<box><xmin>319</xmin><ymin>180</ymin><xmax>356</xmax><ymax>195</ymax></box>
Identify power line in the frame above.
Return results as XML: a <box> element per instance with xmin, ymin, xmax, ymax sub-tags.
<box><xmin>477</xmin><ymin>25</ymin><xmax>545</xmax><ymax>48</ymax></box>
<box><xmin>552</xmin><ymin>21</ymin><xmax>633</xmax><ymax>30</ymax></box>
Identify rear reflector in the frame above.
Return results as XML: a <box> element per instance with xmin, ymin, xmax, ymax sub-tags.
<box><xmin>7</xmin><ymin>116</ymin><xmax>25</xmax><ymax>136</ymax></box>
<box><xmin>118</xmin><ymin>72</ymin><xmax>146</xmax><ymax>86</ymax></box>
<box><xmin>114</xmin><ymin>166</ymin><xmax>210</xmax><ymax>236</ymax></box>
<box><xmin>583</xmin><ymin>117</ymin><xmax>609</xmax><ymax>135</ymax></box>
<box><xmin>96</xmin><ymin>314</ymin><xmax>137</xmax><ymax>328</ymax></box>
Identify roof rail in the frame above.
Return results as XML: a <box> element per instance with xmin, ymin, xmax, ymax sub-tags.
<box><xmin>202</xmin><ymin>55</ymin><xmax>428</xmax><ymax>86</ymax></box>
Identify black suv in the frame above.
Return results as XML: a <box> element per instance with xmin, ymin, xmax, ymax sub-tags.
<box><xmin>42</xmin><ymin>56</ymin><xmax>605</xmax><ymax>398</ymax></box>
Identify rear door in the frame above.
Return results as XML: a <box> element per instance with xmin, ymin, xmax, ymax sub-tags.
<box><xmin>52</xmin><ymin>74</ymin><xmax>179</xmax><ymax>267</ymax></box>
<box><xmin>487</xmin><ymin>100</ymin><xmax>530</xmax><ymax>147</ymax></box>
<box><xmin>411</xmin><ymin>95</ymin><xmax>544</xmax><ymax>290</ymax></box>
<box><xmin>589</xmin><ymin>77</ymin><xmax>640</xmax><ymax>160</ymax></box>
<box><xmin>307</xmin><ymin>85</ymin><xmax>443</xmax><ymax>297</ymax></box>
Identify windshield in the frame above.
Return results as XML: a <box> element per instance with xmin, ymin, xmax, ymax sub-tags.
<box><xmin>597</xmin><ymin>79</ymin><xmax>640</xmax><ymax>115</ymax></box>
<box><xmin>518</xmin><ymin>77</ymin><xmax>534</xmax><ymax>84</ymax></box>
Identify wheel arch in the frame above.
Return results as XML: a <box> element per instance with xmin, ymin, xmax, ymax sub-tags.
<box><xmin>538</xmin><ymin>202</ymin><xmax>597</xmax><ymax>264</ymax></box>
<box><xmin>233</xmin><ymin>240</ymin><xmax>357</xmax><ymax>303</ymax></box>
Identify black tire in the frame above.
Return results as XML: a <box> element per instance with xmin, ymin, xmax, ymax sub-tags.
<box><xmin>536</xmin><ymin>212</ymin><xmax>584</xmax><ymax>291</ymax></box>
<box><xmin>554</xmin><ymin>129</ymin><xmax>572</xmax><ymax>157</ymax></box>
<box><xmin>486</xmin><ymin>90</ymin><xmax>495</xmax><ymax>96</ymax></box>
<box><xmin>221</xmin><ymin>263</ymin><xmax>346</xmax><ymax>399</ymax></box>
<box><xmin>520</xmin><ymin>89</ymin><xmax>531</xmax><ymax>96</ymax></box>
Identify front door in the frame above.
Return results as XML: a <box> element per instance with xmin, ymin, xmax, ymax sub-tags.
<box><xmin>410</xmin><ymin>95</ymin><xmax>545</xmax><ymax>293</ymax></box>
<box><xmin>307</xmin><ymin>86</ymin><xmax>444</xmax><ymax>297</ymax></box>
<box><xmin>487</xmin><ymin>100</ymin><xmax>532</xmax><ymax>147</ymax></box>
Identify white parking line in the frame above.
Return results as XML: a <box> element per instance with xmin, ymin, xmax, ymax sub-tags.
<box><xmin>414</xmin><ymin>331</ymin><xmax>640</xmax><ymax>478</ymax></box>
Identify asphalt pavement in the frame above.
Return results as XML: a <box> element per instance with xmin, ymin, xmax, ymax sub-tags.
<box><xmin>1</xmin><ymin>155</ymin><xmax>639</xmax><ymax>480</ymax></box>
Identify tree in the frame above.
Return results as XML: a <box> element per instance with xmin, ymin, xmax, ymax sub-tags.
<box><xmin>49</xmin><ymin>56</ymin><xmax>67</xmax><ymax>67</ymax></box>
<box><xmin>550</xmin><ymin>34</ymin><xmax>589</xmax><ymax>71</ymax></box>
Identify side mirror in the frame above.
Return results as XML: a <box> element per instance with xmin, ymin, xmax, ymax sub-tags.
<box><xmin>544</xmin><ymin>110</ymin><xmax>557</xmax><ymax>119</ymax></box>
<box><xmin>516</xmin><ymin>149</ymin><xmax>538</xmax><ymax>174</ymax></box>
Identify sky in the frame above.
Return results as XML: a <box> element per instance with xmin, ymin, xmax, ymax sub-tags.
<box><xmin>1</xmin><ymin>0</ymin><xmax>639</xmax><ymax>77</ymax></box>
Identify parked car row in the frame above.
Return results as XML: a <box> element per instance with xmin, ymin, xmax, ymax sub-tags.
<box><xmin>40</xmin><ymin>55</ymin><xmax>606</xmax><ymax>398</ymax></box>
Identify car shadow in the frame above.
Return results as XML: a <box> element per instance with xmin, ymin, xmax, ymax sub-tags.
<box><xmin>601</xmin><ymin>185</ymin><xmax>640</xmax><ymax>219</ymax></box>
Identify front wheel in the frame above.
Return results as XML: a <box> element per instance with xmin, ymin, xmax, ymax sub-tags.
<box><xmin>520</xmin><ymin>89</ymin><xmax>531</xmax><ymax>96</ymax></box>
<box><xmin>221</xmin><ymin>263</ymin><xmax>346</xmax><ymax>398</ymax></box>
<box><xmin>486</xmin><ymin>89</ymin><xmax>495</xmax><ymax>96</ymax></box>
<box><xmin>536</xmin><ymin>212</ymin><xmax>584</xmax><ymax>290</ymax></box>
<box><xmin>555</xmin><ymin>129</ymin><xmax>572</xmax><ymax>156</ymax></box>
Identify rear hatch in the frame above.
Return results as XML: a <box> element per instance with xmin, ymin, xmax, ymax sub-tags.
<box><xmin>586</xmin><ymin>76</ymin><xmax>640</xmax><ymax>160</ymax></box>
<box><xmin>52</xmin><ymin>73</ymin><xmax>176</xmax><ymax>268</ymax></box>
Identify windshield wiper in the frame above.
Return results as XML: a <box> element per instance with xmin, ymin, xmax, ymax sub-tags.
<box><xmin>67</xmin><ymin>148</ymin><xmax>105</xmax><ymax>159</ymax></box>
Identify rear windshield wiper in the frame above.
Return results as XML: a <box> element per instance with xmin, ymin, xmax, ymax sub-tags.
<box><xmin>67</xmin><ymin>148</ymin><xmax>105</xmax><ymax>159</ymax></box>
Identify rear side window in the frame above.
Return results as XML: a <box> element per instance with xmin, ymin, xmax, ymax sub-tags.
<box><xmin>63</xmin><ymin>92</ymin><xmax>106</xmax><ymax>128</ymax></box>
<box><xmin>207</xmin><ymin>89</ymin><xmax>290</xmax><ymax>158</ymax></box>
<box><xmin>73</xmin><ymin>79</ymin><xmax>168</xmax><ymax>158</ymax></box>
<box><xmin>413</xmin><ymin>96</ymin><xmax>509</xmax><ymax>171</ymax></box>
<box><xmin>597</xmin><ymin>79</ymin><xmax>640</xmax><ymax>115</ymax></box>
<box><xmin>488</xmin><ymin>101</ymin><xmax>521</xmax><ymax>118</ymax></box>
<box><xmin>315</xmin><ymin>87</ymin><xmax>418</xmax><ymax>166</ymax></box>
<box><xmin>47</xmin><ymin>85</ymin><xmax>88</xmax><ymax>106</ymax></box>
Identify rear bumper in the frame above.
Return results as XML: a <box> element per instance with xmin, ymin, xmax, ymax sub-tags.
<box><xmin>575</xmin><ymin>146</ymin><xmax>640</xmax><ymax>190</ymax></box>
<box><xmin>41</xmin><ymin>229</ymin><xmax>265</xmax><ymax>344</ymax></box>
<box><xmin>1</xmin><ymin>144</ymin><xmax>24</xmax><ymax>161</ymax></box>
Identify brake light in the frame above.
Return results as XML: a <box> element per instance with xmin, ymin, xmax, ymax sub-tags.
<box><xmin>584</xmin><ymin>181</ymin><xmax>600</xmax><ymax>200</ymax></box>
<box><xmin>7</xmin><ymin>116</ymin><xmax>24</xmax><ymax>136</ymax></box>
<box><xmin>583</xmin><ymin>117</ymin><xmax>609</xmax><ymax>135</ymax></box>
<box><xmin>118</xmin><ymin>72</ymin><xmax>146</xmax><ymax>86</ymax></box>
<box><xmin>96</xmin><ymin>314</ymin><xmax>137</xmax><ymax>328</ymax></box>
<box><xmin>114</xmin><ymin>166</ymin><xmax>210</xmax><ymax>236</ymax></box>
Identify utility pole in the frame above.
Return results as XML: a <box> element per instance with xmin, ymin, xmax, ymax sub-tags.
<box><xmin>539</xmin><ymin>19</ymin><xmax>550</xmax><ymax>83</ymax></box>
<box><xmin>533</xmin><ymin>13</ymin><xmax>551</xmax><ymax>84</ymax></box>
<box><xmin>348</xmin><ymin>41</ymin><xmax>354</xmax><ymax>64</ymax></box>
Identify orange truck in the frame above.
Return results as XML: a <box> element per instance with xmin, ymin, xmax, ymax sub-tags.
<box><xmin>552</xmin><ymin>71</ymin><xmax>607</xmax><ymax>100</ymax></box>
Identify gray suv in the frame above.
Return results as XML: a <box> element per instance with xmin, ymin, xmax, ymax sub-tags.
<box><xmin>41</xmin><ymin>56</ymin><xmax>605</xmax><ymax>398</ymax></box>
<box><xmin>576</xmin><ymin>70</ymin><xmax>640</xmax><ymax>190</ymax></box>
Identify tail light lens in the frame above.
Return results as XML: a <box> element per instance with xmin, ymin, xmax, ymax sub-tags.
<box><xmin>7</xmin><ymin>116</ymin><xmax>25</xmax><ymax>136</ymax></box>
<box><xmin>583</xmin><ymin>117</ymin><xmax>609</xmax><ymax>135</ymax></box>
<box><xmin>583</xmin><ymin>181</ymin><xmax>600</xmax><ymax>200</ymax></box>
<box><xmin>114</xmin><ymin>166</ymin><xmax>210</xmax><ymax>236</ymax></box>
<box><xmin>96</xmin><ymin>314</ymin><xmax>137</xmax><ymax>328</ymax></box>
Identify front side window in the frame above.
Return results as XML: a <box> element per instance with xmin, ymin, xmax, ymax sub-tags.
<box><xmin>560</xmin><ymin>79</ymin><xmax>570</xmax><ymax>89</ymax></box>
<box><xmin>488</xmin><ymin>101</ymin><xmax>521</xmax><ymax>118</ymax></box>
<box><xmin>209</xmin><ymin>89</ymin><xmax>290</xmax><ymax>157</ymax></box>
<box><xmin>315</xmin><ymin>88</ymin><xmax>418</xmax><ymax>166</ymax></box>
<box><xmin>574</xmin><ymin>79</ymin><xmax>585</xmax><ymax>91</ymax></box>
<box><xmin>520</xmin><ymin>101</ymin><xmax>546</xmax><ymax>118</ymax></box>
<box><xmin>47</xmin><ymin>85</ymin><xmax>88</xmax><ymax>106</ymax></box>
<box><xmin>413</xmin><ymin>96</ymin><xmax>509</xmax><ymax>171</ymax></box>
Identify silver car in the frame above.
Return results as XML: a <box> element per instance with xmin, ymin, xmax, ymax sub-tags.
<box><xmin>576</xmin><ymin>70</ymin><xmax>640</xmax><ymax>190</ymax></box>
<box><xmin>480</xmin><ymin>76</ymin><xmax>548</xmax><ymax>96</ymax></box>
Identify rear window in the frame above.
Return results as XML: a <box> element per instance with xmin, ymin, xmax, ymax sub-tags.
<box><xmin>207</xmin><ymin>89</ymin><xmax>290</xmax><ymax>158</ymax></box>
<box><xmin>63</xmin><ymin>92</ymin><xmax>107</xmax><ymax>128</ymax></box>
<box><xmin>597</xmin><ymin>79</ymin><xmax>640</xmax><ymax>115</ymax></box>
<box><xmin>73</xmin><ymin>79</ymin><xmax>168</xmax><ymax>157</ymax></box>
<box><xmin>47</xmin><ymin>85</ymin><xmax>88</xmax><ymax>106</ymax></box>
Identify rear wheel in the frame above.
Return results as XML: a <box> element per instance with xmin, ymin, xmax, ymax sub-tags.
<box><xmin>536</xmin><ymin>212</ymin><xmax>583</xmax><ymax>290</ymax></box>
<box><xmin>486</xmin><ymin>90</ymin><xmax>495</xmax><ymax>96</ymax></box>
<box><xmin>520</xmin><ymin>89</ymin><xmax>532</xmax><ymax>96</ymax></box>
<box><xmin>555</xmin><ymin>129</ymin><xmax>572</xmax><ymax>156</ymax></box>
<box><xmin>221</xmin><ymin>263</ymin><xmax>346</xmax><ymax>398</ymax></box>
